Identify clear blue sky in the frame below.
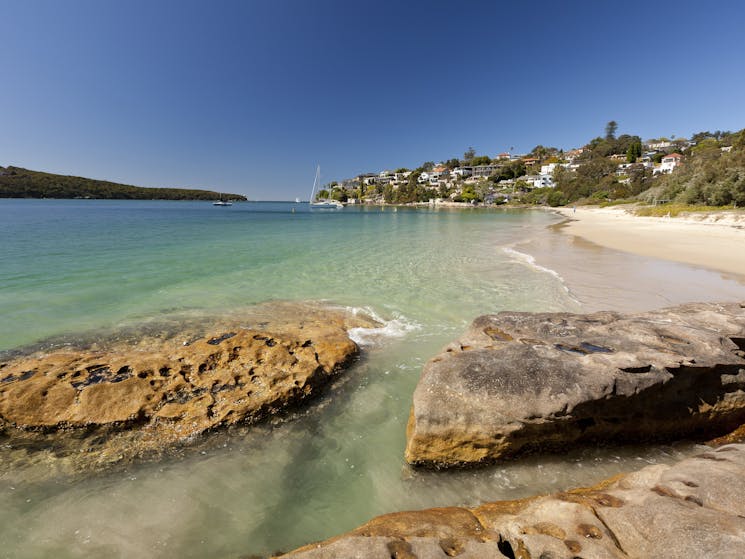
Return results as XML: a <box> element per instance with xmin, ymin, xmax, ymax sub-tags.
<box><xmin>2</xmin><ymin>0</ymin><xmax>744</xmax><ymax>199</ymax></box>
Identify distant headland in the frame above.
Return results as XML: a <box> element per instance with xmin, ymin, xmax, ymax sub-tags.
<box><xmin>0</xmin><ymin>166</ymin><xmax>246</xmax><ymax>201</ymax></box>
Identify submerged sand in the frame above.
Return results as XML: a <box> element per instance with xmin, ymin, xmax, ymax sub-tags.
<box><xmin>551</xmin><ymin>206</ymin><xmax>745</xmax><ymax>277</ymax></box>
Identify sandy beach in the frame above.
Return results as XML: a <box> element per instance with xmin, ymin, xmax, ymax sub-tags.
<box><xmin>551</xmin><ymin>206</ymin><xmax>745</xmax><ymax>278</ymax></box>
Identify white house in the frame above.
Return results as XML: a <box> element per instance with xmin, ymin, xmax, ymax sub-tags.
<box><xmin>655</xmin><ymin>153</ymin><xmax>683</xmax><ymax>174</ymax></box>
<box><xmin>419</xmin><ymin>166</ymin><xmax>449</xmax><ymax>185</ymax></box>
<box><xmin>527</xmin><ymin>174</ymin><xmax>555</xmax><ymax>188</ymax></box>
<box><xmin>646</xmin><ymin>140</ymin><xmax>672</xmax><ymax>151</ymax></box>
<box><xmin>540</xmin><ymin>163</ymin><xmax>557</xmax><ymax>176</ymax></box>
<box><xmin>452</xmin><ymin>166</ymin><xmax>473</xmax><ymax>178</ymax></box>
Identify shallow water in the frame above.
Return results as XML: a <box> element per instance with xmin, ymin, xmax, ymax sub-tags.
<box><xmin>1</xmin><ymin>200</ymin><xmax>744</xmax><ymax>558</ymax></box>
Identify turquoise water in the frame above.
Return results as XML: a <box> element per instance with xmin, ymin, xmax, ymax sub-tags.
<box><xmin>1</xmin><ymin>200</ymin><xmax>743</xmax><ymax>558</ymax></box>
<box><xmin>0</xmin><ymin>200</ymin><xmax>572</xmax><ymax>351</ymax></box>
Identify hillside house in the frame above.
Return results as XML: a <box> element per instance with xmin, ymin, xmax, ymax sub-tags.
<box><xmin>472</xmin><ymin>164</ymin><xmax>500</xmax><ymax>178</ymax></box>
<box><xmin>655</xmin><ymin>153</ymin><xmax>683</xmax><ymax>174</ymax></box>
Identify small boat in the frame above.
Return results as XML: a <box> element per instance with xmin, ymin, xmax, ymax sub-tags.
<box><xmin>213</xmin><ymin>195</ymin><xmax>233</xmax><ymax>206</ymax></box>
<box><xmin>309</xmin><ymin>165</ymin><xmax>343</xmax><ymax>209</ymax></box>
<box><xmin>310</xmin><ymin>199</ymin><xmax>344</xmax><ymax>209</ymax></box>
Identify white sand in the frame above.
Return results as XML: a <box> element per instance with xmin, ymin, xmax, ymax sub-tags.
<box><xmin>551</xmin><ymin>206</ymin><xmax>745</xmax><ymax>277</ymax></box>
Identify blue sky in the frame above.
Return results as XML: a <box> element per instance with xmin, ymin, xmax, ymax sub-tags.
<box><xmin>2</xmin><ymin>0</ymin><xmax>744</xmax><ymax>199</ymax></box>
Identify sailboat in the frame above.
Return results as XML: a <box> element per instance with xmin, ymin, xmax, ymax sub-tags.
<box><xmin>309</xmin><ymin>165</ymin><xmax>343</xmax><ymax>209</ymax></box>
<box><xmin>213</xmin><ymin>195</ymin><xmax>232</xmax><ymax>206</ymax></box>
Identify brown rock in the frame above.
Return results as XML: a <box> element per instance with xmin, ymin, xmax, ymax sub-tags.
<box><xmin>405</xmin><ymin>302</ymin><xmax>745</xmax><ymax>467</ymax></box>
<box><xmin>276</xmin><ymin>444</ymin><xmax>745</xmax><ymax>559</ymax></box>
<box><xmin>0</xmin><ymin>303</ymin><xmax>377</xmax><ymax>472</ymax></box>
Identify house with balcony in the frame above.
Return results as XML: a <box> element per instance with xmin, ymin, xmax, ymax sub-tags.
<box><xmin>654</xmin><ymin>153</ymin><xmax>683</xmax><ymax>174</ymax></box>
<box><xmin>472</xmin><ymin>164</ymin><xmax>500</xmax><ymax>178</ymax></box>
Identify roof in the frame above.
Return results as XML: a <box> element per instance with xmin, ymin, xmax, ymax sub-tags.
<box><xmin>663</xmin><ymin>153</ymin><xmax>682</xmax><ymax>159</ymax></box>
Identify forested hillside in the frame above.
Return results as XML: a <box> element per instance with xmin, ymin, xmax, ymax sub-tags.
<box><xmin>0</xmin><ymin>166</ymin><xmax>246</xmax><ymax>201</ymax></box>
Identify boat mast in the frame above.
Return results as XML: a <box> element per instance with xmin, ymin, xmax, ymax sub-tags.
<box><xmin>310</xmin><ymin>164</ymin><xmax>320</xmax><ymax>203</ymax></box>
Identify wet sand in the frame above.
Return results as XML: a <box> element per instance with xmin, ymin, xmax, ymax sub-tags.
<box><xmin>516</xmin><ymin>209</ymin><xmax>745</xmax><ymax>314</ymax></box>
<box><xmin>551</xmin><ymin>206</ymin><xmax>745</xmax><ymax>277</ymax></box>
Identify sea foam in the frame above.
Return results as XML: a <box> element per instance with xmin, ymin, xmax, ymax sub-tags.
<box><xmin>345</xmin><ymin>306</ymin><xmax>420</xmax><ymax>347</ymax></box>
<box><xmin>502</xmin><ymin>247</ymin><xmax>578</xmax><ymax>301</ymax></box>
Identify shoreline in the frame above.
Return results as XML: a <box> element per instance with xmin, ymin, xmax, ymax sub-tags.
<box><xmin>549</xmin><ymin>205</ymin><xmax>745</xmax><ymax>278</ymax></box>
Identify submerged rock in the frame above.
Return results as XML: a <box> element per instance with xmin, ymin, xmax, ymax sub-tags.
<box><xmin>405</xmin><ymin>302</ymin><xmax>745</xmax><ymax>467</ymax></box>
<box><xmin>0</xmin><ymin>303</ymin><xmax>378</xmax><ymax>473</ymax></box>
<box><xmin>277</xmin><ymin>444</ymin><xmax>745</xmax><ymax>558</ymax></box>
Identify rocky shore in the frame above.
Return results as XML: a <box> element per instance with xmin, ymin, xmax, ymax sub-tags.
<box><xmin>270</xmin><ymin>301</ymin><xmax>745</xmax><ymax>558</ymax></box>
<box><xmin>0</xmin><ymin>302</ymin><xmax>378</xmax><ymax>474</ymax></box>
<box><xmin>405</xmin><ymin>302</ymin><xmax>745</xmax><ymax>467</ymax></box>
<box><xmin>278</xmin><ymin>444</ymin><xmax>745</xmax><ymax>558</ymax></box>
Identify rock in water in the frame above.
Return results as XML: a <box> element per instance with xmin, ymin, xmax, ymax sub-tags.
<box><xmin>0</xmin><ymin>304</ymin><xmax>377</xmax><ymax>472</ymax></box>
<box><xmin>277</xmin><ymin>444</ymin><xmax>745</xmax><ymax>558</ymax></box>
<box><xmin>405</xmin><ymin>302</ymin><xmax>745</xmax><ymax>467</ymax></box>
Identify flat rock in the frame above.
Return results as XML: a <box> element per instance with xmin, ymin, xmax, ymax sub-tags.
<box><xmin>405</xmin><ymin>302</ymin><xmax>745</xmax><ymax>467</ymax></box>
<box><xmin>277</xmin><ymin>444</ymin><xmax>745</xmax><ymax>558</ymax></box>
<box><xmin>0</xmin><ymin>302</ymin><xmax>378</xmax><ymax>473</ymax></box>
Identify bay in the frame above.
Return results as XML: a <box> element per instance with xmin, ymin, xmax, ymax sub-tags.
<box><xmin>1</xmin><ymin>199</ymin><xmax>744</xmax><ymax>558</ymax></box>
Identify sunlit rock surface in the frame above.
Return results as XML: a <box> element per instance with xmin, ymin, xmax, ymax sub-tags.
<box><xmin>405</xmin><ymin>302</ymin><xmax>745</xmax><ymax>467</ymax></box>
<box><xmin>0</xmin><ymin>302</ymin><xmax>378</xmax><ymax>473</ymax></box>
<box><xmin>278</xmin><ymin>444</ymin><xmax>745</xmax><ymax>558</ymax></box>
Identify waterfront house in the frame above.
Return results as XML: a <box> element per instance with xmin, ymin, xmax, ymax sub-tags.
<box><xmin>419</xmin><ymin>166</ymin><xmax>449</xmax><ymax>186</ymax></box>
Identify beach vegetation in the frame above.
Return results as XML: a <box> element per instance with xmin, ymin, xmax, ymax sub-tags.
<box><xmin>597</xmin><ymin>198</ymin><xmax>636</xmax><ymax>207</ymax></box>
<box><xmin>633</xmin><ymin>204</ymin><xmax>734</xmax><ymax>217</ymax></box>
<box><xmin>454</xmin><ymin>184</ymin><xmax>480</xmax><ymax>203</ymax></box>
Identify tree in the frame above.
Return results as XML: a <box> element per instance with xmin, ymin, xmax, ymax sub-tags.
<box><xmin>444</xmin><ymin>158</ymin><xmax>461</xmax><ymax>169</ymax></box>
<box><xmin>626</xmin><ymin>140</ymin><xmax>642</xmax><ymax>163</ymax></box>
<box><xmin>605</xmin><ymin>121</ymin><xmax>618</xmax><ymax>141</ymax></box>
<box><xmin>330</xmin><ymin>188</ymin><xmax>347</xmax><ymax>202</ymax></box>
<box><xmin>421</xmin><ymin>161</ymin><xmax>435</xmax><ymax>171</ymax></box>
<box><xmin>463</xmin><ymin>147</ymin><xmax>476</xmax><ymax>163</ymax></box>
<box><xmin>471</xmin><ymin>155</ymin><xmax>492</xmax><ymax>166</ymax></box>
<box><xmin>529</xmin><ymin>145</ymin><xmax>559</xmax><ymax>159</ymax></box>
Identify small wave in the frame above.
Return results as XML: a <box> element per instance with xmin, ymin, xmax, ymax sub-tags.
<box><xmin>502</xmin><ymin>247</ymin><xmax>578</xmax><ymax>302</ymax></box>
<box><xmin>345</xmin><ymin>306</ymin><xmax>420</xmax><ymax>347</ymax></box>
